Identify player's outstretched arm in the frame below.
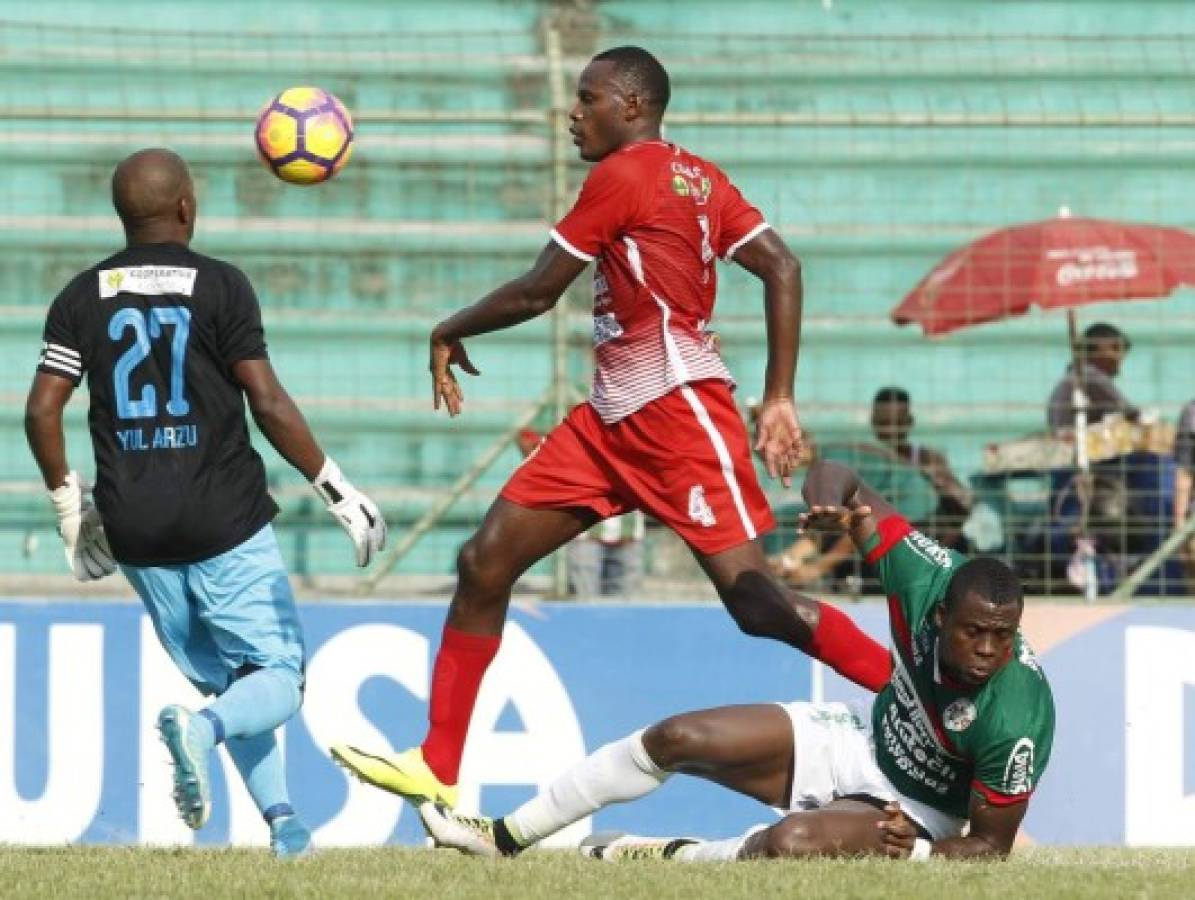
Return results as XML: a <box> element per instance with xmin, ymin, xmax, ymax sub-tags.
<box><xmin>732</xmin><ymin>229</ymin><xmax>804</xmax><ymax>486</ymax></box>
<box><xmin>234</xmin><ymin>359</ymin><xmax>386</xmax><ymax>566</ymax></box>
<box><xmin>25</xmin><ymin>372</ymin><xmax>116</xmax><ymax>580</ymax></box>
<box><xmin>430</xmin><ymin>241</ymin><xmax>587</xmax><ymax>416</ymax></box>
<box><xmin>879</xmin><ymin>796</ymin><xmax>1026</xmax><ymax>860</ymax></box>
<box><xmin>800</xmin><ymin>459</ymin><xmax>902</xmax><ymax>551</ymax></box>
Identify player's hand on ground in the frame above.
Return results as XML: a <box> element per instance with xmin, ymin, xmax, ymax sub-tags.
<box><xmin>48</xmin><ymin>471</ymin><xmax>116</xmax><ymax>581</ymax></box>
<box><xmin>877</xmin><ymin>802</ymin><xmax>919</xmax><ymax>858</ymax></box>
<box><xmin>311</xmin><ymin>457</ymin><xmax>387</xmax><ymax>567</ymax></box>
<box><xmin>798</xmin><ymin>503</ymin><xmax>873</xmax><ymax>534</ymax></box>
<box><xmin>753</xmin><ymin>397</ymin><xmax>804</xmax><ymax>488</ymax></box>
<box><xmin>430</xmin><ymin>332</ymin><xmax>480</xmax><ymax>417</ymax></box>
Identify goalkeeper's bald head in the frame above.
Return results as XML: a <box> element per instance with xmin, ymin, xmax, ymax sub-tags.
<box><xmin>112</xmin><ymin>148</ymin><xmax>196</xmax><ymax>245</ymax></box>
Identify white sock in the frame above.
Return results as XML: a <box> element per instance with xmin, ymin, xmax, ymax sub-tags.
<box><xmin>504</xmin><ymin>729</ymin><xmax>667</xmax><ymax>846</ymax></box>
<box><xmin>673</xmin><ymin>824</ymin><xmax>768</xmax><ymax>862</ymax></box>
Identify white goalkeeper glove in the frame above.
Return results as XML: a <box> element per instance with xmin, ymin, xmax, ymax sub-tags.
<box><xmin>48</xmin><ymin>471</ymin><xmax>116</xmax><ymax>581</ymax></box>
<box><xmin>311</xmin><ymin>457</ymin><xmax>387</xmax><ymax>567</ymax></box>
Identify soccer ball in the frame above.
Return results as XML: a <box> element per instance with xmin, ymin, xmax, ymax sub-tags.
<box><xmin>255</xmin><ymin>86</ymin><xmax>353</xmax><ymax>185</ymax></box>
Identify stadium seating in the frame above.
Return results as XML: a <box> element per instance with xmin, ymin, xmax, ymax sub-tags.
<box><xmin>1</xmin><ymin>1</ymin><xmax>1192</xmax><ymax>578</ymax></box>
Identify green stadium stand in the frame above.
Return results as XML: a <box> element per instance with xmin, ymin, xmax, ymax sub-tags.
<box><xmin>1</xmin><ymin>1</ymin><xmax>1193</xmax><ymax>581</ymax></box>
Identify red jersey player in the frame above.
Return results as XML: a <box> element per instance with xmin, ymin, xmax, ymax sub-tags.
<box><xmin>331</xmin><ymin>46</ymin><xmax>890</xmax><ymax>811</ymax></box>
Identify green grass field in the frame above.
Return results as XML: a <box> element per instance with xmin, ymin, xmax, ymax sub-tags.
<box><xmin>1</xmin><ymin>847</ymin><xmax>1193</xmax><ymax>899</ymax></box>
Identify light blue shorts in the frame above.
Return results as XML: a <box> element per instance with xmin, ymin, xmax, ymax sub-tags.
<box><xmin>122</xmin><ymin>525</ymin><xmax>305</xmax><ymax>696</ymax></box>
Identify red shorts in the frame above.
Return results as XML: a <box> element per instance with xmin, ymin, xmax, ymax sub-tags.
<box><xmin>501</xmin><ymin>379</ymin><xmax>775</xmax><ymax>555</ymax></box>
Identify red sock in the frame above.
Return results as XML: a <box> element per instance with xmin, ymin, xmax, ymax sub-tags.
<box><xmin>807</xmin><ymin>602</ymin><xmax>892</xmax><ymax>693</ymax></box>
<box><xmin>421</xmin><ymin>626</ymin><xmax>502</xmax><ymax>785</ymax></box>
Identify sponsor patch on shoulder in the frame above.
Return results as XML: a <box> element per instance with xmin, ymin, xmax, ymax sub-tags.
<box><xmin>1017</xmin><ymin>639</ymin><xmax>1042</xmax><ymax>674</ymax></box>
<box><xmin>99</xmin><ymin>266</ymin><xmax>197</xmax><ymax>299</ymax></box>
<box><xmin>904</xmin><ymin>530</ymin><xmax>953</xmax><ymax>569</ymax></box>
<box><xmin>1002</xmin><ymin>737</ymin><xmax>1035</xmax><ymax>794</ymax></box>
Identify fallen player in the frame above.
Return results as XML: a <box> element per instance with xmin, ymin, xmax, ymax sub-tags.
<box><xmin>419</xmin><ymin>459</ymin><xmax>1054</xmax><ymax>861</ymax></box>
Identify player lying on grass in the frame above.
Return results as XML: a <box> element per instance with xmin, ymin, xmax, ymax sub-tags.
<box><xmin>419</xmin><ymin>459</ymin><xmax>1054</xmax><ymax>861</ymax></box>
<box><xmin>332</xmin><ymin>44</ymin><xmax>895</xmax><ymax>815</ymax></box>
<box><xmin>25</xmin><ymin>149</ymin><xmax>385</xmax><ymax>857</ymax></box>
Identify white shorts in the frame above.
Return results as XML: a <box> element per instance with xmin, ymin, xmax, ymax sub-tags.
<box><xmin>779</xmin><ymin>701</ymin><xmax>966</xmax><ymax>842</ymax></box>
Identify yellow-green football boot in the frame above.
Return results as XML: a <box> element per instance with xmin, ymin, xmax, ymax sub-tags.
<box><xmin>329</xmin><ymin>744</ymin><xmax>458</xmax><ymax>808</ymax></box>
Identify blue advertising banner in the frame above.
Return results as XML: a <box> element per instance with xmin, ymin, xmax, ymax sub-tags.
<box><xmin>1</xmin><ymin>599</ymin><xmax>1193</xmax><ymax>847</ymax></box>
<box><xmin>0</xmin><ymin>600</ymin><xmax>809</xmax><ymax>848</ymax></box>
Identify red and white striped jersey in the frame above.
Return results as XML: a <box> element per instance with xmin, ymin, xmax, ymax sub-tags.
<box><xmin>550</xmin><ymin>140</ymin><xmax>769</xmax><ymax>423</ymax></box>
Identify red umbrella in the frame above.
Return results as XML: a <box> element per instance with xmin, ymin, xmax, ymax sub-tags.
<box><xmin>890</xmin><ymin>214</ymin><xmax>1195</xmax><ymax>600</ymax></box>
<box><xmin>892</xmin><ymin>216</ymin><xmax>1195</xmax><ymax>336</ymax></box>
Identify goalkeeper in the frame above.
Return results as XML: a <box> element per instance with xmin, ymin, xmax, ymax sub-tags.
<box><xmin>24</xmin><ymin>148</ymin><xmax>386</xmax><ymax>857</ymax></box>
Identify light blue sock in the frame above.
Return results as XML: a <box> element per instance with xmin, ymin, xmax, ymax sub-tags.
<box><xmin>225</xmin><ymin>731</ymin><xmax>293</xmax><ymax>822</ymax></box>
<box><xmin>202</xmin><ymin>667</ymin><xmax>302</xmax><ymax>742</ymax></box>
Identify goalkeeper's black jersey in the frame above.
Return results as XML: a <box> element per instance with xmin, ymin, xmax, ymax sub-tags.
<box><xmin>37</xmin><ymin>242</ymin><xmax>278</xmax><ymax>565</ymax></box>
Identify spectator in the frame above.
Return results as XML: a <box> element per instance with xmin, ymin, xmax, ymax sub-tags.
<box><xmin>771</xmin><ymin>388</ymin><xmax>973</xmax><ymax>588</ymax></box>
<box><xmin>1175</xmin><ymin>400</ymin><xmax>1195</xmax><ymax>582</ymax></box>
<box><xmin>1046</xmin><ymin>322</ymin><xmax>1139</xmax><ymax>432</ymax></box>
<box><xmin>870</xmin><ymin>387</ymin><xmax>973</xmax><ymax>550</ymax></box>
<box><xmin>771</xmin><ymin>529</ymin><xmax>855</xmax><ymax>589</ymax></box>
<box><xmin>568</xmin><ymin>512</ymin><xmax>647</xmax><ymax>598</ymax></box>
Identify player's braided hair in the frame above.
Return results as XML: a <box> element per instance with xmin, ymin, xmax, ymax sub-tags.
<box><xmin>592</xmin><ymin>45</ymin><xmax>671</xmax><ymax>114</ymax></box>
<box><xmin>943</xmin><ymin>556</ymin><xmax>1023</xmax><ymax>612</ymax></box>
